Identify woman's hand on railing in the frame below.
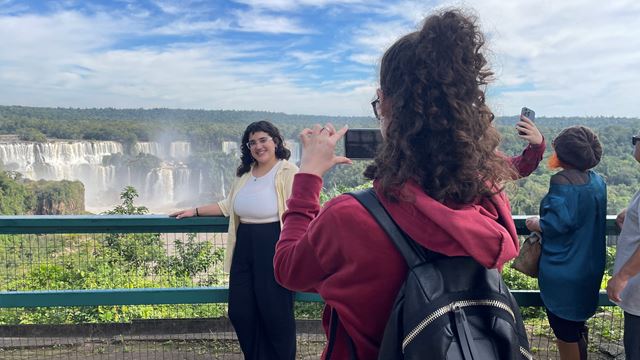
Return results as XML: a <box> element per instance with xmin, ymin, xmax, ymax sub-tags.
<box><xmin>616</xmin><ymin>209</ymin><xmax>627</xmax><ymax>229</ymax></box>
<box><xmin>525</xmin><ymin>216</ymin><xmax>541</xmax><ymax>233</ymax></box>
<box><xmin>170</xmin><ymin>208</ymin><xmax>197</xmax><ymax>219</ymax></box>
<box><xmin>170</xmin><ymin>203</ymin><xmax>223</xmax><ymax>218</ymax></box>
<box><xmin>607</xmin><ymin>274</ymin><xmax>628</xmax><ymax>303</ymax></box>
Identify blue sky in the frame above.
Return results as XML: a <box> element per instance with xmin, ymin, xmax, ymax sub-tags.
<box><xmin>1</xmin><ymin>0</ymin><xmax>639</xmax><ymax>117</ymax></box>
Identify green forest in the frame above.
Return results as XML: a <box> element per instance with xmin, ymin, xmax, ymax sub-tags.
<box><xmin>1</xmin><ymin>105</ymin><xmax>640</xmax><ymax>215</ymax></box>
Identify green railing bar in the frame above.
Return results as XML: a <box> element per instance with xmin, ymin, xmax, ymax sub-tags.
<box><xmin>0</xmin><ymin>288</ymin><xmax>614</xmax><ymax>308</ymax></box>
<box><xmin>513</xmin><ymin>215</ymin><xmax>619</xmax><ymax>236</ymax></box>
<box><xmin>0</xmin><ymin>215</ymin><xmax>620</xmax><ymax>235</ymax></box>
<box><xmin>0</xmin><ymin>215</ymin><xmax>229</xmax><ymax>234</ymax></box>
<box><xmin>0</xmin><ymin>288</ymin><xmax>318</xmax><ymax>308</ymax></box>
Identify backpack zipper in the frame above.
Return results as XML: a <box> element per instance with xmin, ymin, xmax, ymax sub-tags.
<box><xmin>402</xmin><ymin>299</ymin><xmax>532</xmax><ymax>359</ymax></box>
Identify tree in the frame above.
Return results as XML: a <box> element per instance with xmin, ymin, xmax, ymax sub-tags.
<box><xmin>101</xmin><ymin>187</ymin><xmax>164</xmax><ymax>273</ymax></box>
<box><xmin>104</xmin><ymin>186</ymin><xmax>148</xmax><ymax>215</ymax></box>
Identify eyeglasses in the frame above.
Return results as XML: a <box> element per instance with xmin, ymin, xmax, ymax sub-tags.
<box><xmin>633</xmin><ymin>136</ymin><xmax>640</xmax><ymax>146</ymax></box>
<box><xmin>371</xmin><ymin>96</ymin><xmax>381</xmax><ymax>121</ymax></box>
<box><xmin>246</xmin><ymin>136</ymin><xmax>273</xmax><ymax>149</ymax></box>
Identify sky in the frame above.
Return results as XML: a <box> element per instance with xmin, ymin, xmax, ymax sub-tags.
<box><xmin>1</xmin><ymin>0</ymin><xmax>639</xmax><ymax>117</ymax></box>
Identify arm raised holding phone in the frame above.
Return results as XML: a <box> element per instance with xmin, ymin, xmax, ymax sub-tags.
<box><xmin>509</xmin><ymin>106</ymin><xmax>546</xmax><ymax>178</ymax></box>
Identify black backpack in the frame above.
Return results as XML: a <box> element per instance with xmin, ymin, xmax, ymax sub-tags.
<box><xmin>337</xmin><ymin>189</ymin><xmax>532</xmax><ymax>360</ymax></box>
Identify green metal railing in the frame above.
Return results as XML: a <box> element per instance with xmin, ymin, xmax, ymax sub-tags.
<box><xmin>0</xmin><ymin>214</ymin><xmax>618</xmax><ymax>308</ymax></box>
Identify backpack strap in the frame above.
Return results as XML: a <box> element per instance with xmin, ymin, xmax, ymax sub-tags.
<box><xmin>325</xmin><ymin>308</ymin><xmax>358</xmax><ymax>360</ymax></box>
<box><xmin>348</xmin><ymin>188</ymin><xmax>426</xmax><ymax>268</ymax></box>
<box><xmin>453</xmin><ymin>306</ymin><xmax>481</xmax><ymax>360</ymax></box>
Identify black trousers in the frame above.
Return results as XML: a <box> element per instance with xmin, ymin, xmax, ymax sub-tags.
<box><xmin>228</xmin><ymin>222</ymin><xmax>296</xmax><ymax>360</ymax></box>
<box><xmin>625</xmin><ymin>312</ymin><xmax>640</xmax><ymax>360</ymax></box>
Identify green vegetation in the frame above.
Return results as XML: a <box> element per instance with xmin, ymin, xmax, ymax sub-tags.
<box><xmin>0</xmin><ymin>187</ymin><xmax>227</xmax><ymax>324</ymax></box>
<box><xmin>16</xmin><ymin>127</ymin><xmax>47</xmax><ymax>142</ymax></box>
<box><xmin>0</xmin><ymin>171</ymin><xmax>35</xmax><ymax>214</ymax></box>
<box><xmin>29</xmin><ymin>179</ymin><xmax>85</xmax><ymax>214</ymax></box>
<box><xmin>0</xmin><ymin>171</ymin><xmax>84</xmax><ymax>215</ymax></box>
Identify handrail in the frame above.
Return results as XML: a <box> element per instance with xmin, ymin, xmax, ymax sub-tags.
<box><xmin>0</xmin><ymin>215</ymin><xmax>228</xmax><ymax>234</ymax></box>
<box><xmin>0</xmin><ymin>289</ymin><xmax>614</xmax><ymax>308</ymax></box>
<box><xmin>0</xmin><ymin>215</ymin><xmax>620</xmax><ymax>235</ymax></box>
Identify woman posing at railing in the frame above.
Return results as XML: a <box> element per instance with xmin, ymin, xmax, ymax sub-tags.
<box><xmin>171</xmin><ymin>120</ymin><xmax>298</xmax><ymax>360</ymax></box>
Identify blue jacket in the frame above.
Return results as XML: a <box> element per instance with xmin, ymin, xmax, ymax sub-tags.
<box><xmin>538</xmin><ymin>170</ymin><xmax>607</xmax><ymax>321</ymax></box>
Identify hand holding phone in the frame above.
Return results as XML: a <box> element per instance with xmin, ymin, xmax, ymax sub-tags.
<box><xmin>344</xmin><ymin>128</ymin><xmax>383</xmax><ymax>159</ymax></box>
<box><xmin>518</xmin><ymin>107</ymin><xmax>535</xmax><ymax>135</ymax></box>
<box><xmin>516</xmin><ymin>107</ymin><xmax>543</xmax><ymax>145</ymax></box>
<box><xmin>299</xmin><ymin>124</ymin><xmax>351</xmax><ymax>177</ymax></box>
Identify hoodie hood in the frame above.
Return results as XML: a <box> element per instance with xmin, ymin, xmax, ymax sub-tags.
<box><xmin>375</xmin><ymin>180</ymin><xmax>519</xmax><ymax>269</ymax></box>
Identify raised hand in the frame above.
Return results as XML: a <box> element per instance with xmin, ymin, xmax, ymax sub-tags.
<box><xmin>516</xmin><ymin>116</ymin><xmax>543</xmax><ymax>145</ymax></box>
<box><xmin>299</xmin><ymin>123</ymin><xmax>352</xmax><ymax>177</ymax></box>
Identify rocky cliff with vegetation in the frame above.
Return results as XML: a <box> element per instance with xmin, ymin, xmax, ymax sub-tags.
<box><xmin>0</xmin><ymin>171</ymin><xmax>84</xmax><ymax>215</ymax></box>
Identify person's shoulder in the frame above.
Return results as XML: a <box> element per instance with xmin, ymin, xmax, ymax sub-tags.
<box><xmin>321</xmin><ymin>193</ymin><xmax>367</xmax><ymax>215</ymax></box>
<box><xmin>323</xmin><ymin>193</ymin><xmax>357</xmax><ymax>206</ymax></box>
<box><xmin>589</xmin><ymin>170</ymin><xmax>606</xmax><ymax>184</ymax></box>
<box><xmin>314</xmin><ymin>193</ymin><xmax>376</xmax><ymax>232</ymax></box>
<box><xmin>549</xmin><ymin>171</ymin><xmax>572</xmax><ymax>185</ymax></box>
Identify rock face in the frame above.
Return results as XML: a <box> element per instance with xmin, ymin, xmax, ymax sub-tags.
<box><xmin>29</xmin><ymin>179</ymin><xmax>85</xmax><ymax>215</ymax></box>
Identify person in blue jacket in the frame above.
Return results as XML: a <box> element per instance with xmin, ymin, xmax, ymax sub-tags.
<box><xmin>526</xmin><ymin>126</ymin><xmax>606</xmax><ymax>360</ymax></box>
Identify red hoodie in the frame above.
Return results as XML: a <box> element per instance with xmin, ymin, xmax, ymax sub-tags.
<box><xmin>274</xmin><ymin>173</ymin><xmax>519</xmax><ymax>360</ymax></box>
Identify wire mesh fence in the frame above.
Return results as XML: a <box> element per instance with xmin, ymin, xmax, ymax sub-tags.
<box><xmin>0</xmin><ymin>232</ymin><xmax>229</xmax><ymax>292</ymax></box>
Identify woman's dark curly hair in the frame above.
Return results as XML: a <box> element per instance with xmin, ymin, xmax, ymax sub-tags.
<box><xmin>364</xmin><ymin>9</ymin><xmax>516</xmax><ymax>204</ymax></box>
<box><xmin>237</xmin><ymin>120</ymin><xmax>291</xmax><ymax>177</ymax></box>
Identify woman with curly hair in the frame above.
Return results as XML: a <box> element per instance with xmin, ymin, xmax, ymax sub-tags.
<box><xmin>171</xmin><ymin>120</ymin><xmax>298</xmax><ymax>360</ymax></box>
<box><xmin>274</xmin><ymin>9</ymin><xmax>521</xmax><ymax>359</ymax></box>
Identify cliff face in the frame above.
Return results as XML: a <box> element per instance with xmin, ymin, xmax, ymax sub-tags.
<box><xmin>28</xmin><ymin>180</ymin><xmax>85</xmax><ymax>215</ymax></box>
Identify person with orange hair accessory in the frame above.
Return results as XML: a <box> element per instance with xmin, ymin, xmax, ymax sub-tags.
<box><xmin>526</xmin><ymin>126</ymin><xmax>606</xmax><ymax>360</ymax></box>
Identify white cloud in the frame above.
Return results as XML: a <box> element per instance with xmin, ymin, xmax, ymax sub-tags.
<box><xmin>151</xmin><ymin>19</ymin><xmax>231</xmax><ymax>35</ymax></box>
<box><xmin>232</xmin><ymin>9</ymin><xmax>312</xmax><ymax>34</ymax></box>
<box><xmin>0</xmin><ymin>9</ymin><xmax>370</xmax><ymax>116</ymax></box>
<box><xmin>353</xmin><ymin>0</ymin><xmax>640</xmax><ymax>117</ymax></box>
<box><xmin>465</xmin><ymin>0</ymin><xmax>640</xmax><ymax>116</ymax></box>
<box><xmin>231</xmin><ymin>0</ymin><xmax>366</xmax><ymax>11</ymax></box>
<box><xmin>287</xmin><ymin>50</ymin><xmax>339</xmax><ymax>64</ymax></box>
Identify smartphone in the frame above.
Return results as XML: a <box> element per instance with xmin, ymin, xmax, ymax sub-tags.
<box><xmin>344</xmin><ymin>128</ymin><xmax>383</xmax><ymax>159</ymax></box>
<box><xmin>518</xmin><ymin>107</ymin><xmax>536</xmax><ymax>135</ymax></box>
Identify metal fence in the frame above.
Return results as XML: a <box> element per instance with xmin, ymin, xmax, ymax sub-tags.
<box><xmin>0</xmin><ymin>215</ymin><xmax>625</xmax><ymax>359</ymax></box>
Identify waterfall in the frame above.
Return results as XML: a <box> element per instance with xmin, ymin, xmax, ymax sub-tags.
<box><xmin>0</xmin><ymin>139</ymin><xmax>230</xmax><ymax>212</ymax></box>
<box><xmin>220</xmin><ymin>172</ymin><xmax>226</xmax><ymax>199</ymax></box>
<box><xmin>222</xmin><ymin>141</ymin><xmax>239</xmax><ymax>156</ymax></box>
<box><xmin>284</xmin><ymin>139</ymin><xmax>300</xmax><ymax>165</ymax></box>
<box><xmin>169</xmin><ymin>141</ymin><xmax>190</xmax><ymax>160</ymax></box>
<box><xmin>134</xmin><ymin>142</ymin><xmax>163</xmax><ymax>157</ymax></box>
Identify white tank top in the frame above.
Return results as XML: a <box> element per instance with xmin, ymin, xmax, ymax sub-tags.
<box><xmin>234</xmin><ymin>161</ymin><xmax>281</xmax><ymax>223</ymax></box>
